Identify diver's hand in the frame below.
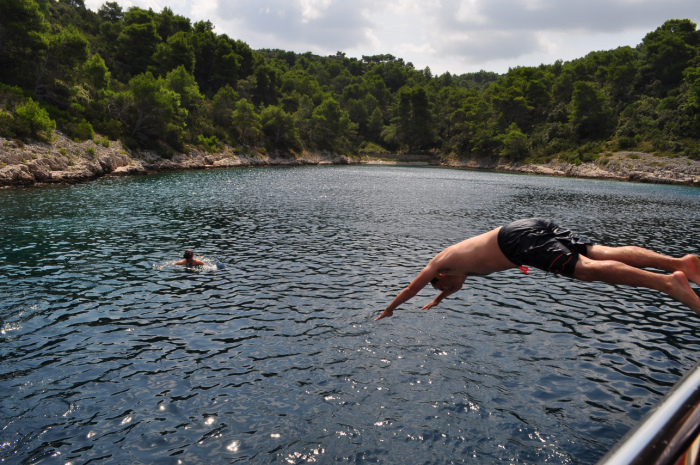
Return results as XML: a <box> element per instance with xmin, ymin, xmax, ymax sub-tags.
<box><xmin>375</xmin><ymin>309</ymin><xmax>393</xmax><ymax>321</ymax></box>
<box><xmin>421</xmin><ymin>301</ymin><xmax>440</xmax><ymax>311</ymax></box>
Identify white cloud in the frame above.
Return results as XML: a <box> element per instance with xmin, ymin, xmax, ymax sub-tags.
<box><xmin>455</xmin><ymin>0</ymin><xmax>488</xmax><ymax>25</ymax></box>
<box><xmin>397</xmin><ymin>42</ymin><xmax>436</xmax><ymax>57</ymax></box>
<box><xmin>84</xmin><ymin>0</ymin><xmax>700</xmax><ymax>74</ymax></box>
<box><xmin>299</xmin><ymin>0</ymin><xmax>334</xmax><ymax>22</ymax></box>
<box><xmin>212</xmin><ymin>0</ymin><xmax>372</xmax><ymax>53</ymax></box>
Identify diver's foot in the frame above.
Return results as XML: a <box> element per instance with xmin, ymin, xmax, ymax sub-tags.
<box><xmin>681</xmin><ymin>254</ymin><xmax>700</xmax><ymax>288</ymax></box>
<box><xmin>669</xmin><ymin>271</ymin><xmax>700</xmax><ymax>315</ymax></box>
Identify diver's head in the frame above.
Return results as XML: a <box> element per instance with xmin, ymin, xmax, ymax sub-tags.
<box><xmin>183</xmin><ymin>250</ymin><xmax>194</xmax><ymax>259</ymax></box>
<box><xmin>430</xmin><ymin>274</ymin><xmax>466</xmax><ymax>291</ymax></box>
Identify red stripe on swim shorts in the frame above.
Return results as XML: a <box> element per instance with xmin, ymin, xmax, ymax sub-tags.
<box><xmin>549</xmin><ymin>253</ymin><xmax>574</xmax><ymax>273</ymax></box>
<box><xmin>548</xmin><ymin>254</ymin><xmax>562</xmax><ymax>271</ymax></box>
<box><xmin>549</xmin><ymin>254</ymin><xmax>572</xmax><ymax>273</ymax></box>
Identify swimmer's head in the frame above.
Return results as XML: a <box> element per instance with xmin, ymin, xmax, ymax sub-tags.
<box><xmin>183</xmin><ymin>250</ymin><xmax>194</xmax><ymax>259</ymax></box>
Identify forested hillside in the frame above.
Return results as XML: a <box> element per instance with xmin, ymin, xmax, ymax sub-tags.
<box><xmin>1</xmin><ymin>0</ymin><xmax>699</xmax><ymax>163</ymax></box>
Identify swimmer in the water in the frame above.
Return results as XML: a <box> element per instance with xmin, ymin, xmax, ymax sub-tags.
<box><xmin>175</xmin><ymin>250</ymin><xmax>205</xmax><ymax>267</ymax></box>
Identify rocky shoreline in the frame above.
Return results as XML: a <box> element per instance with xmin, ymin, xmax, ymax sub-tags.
<box><xmin>0</xmin><ymin>133</ymin><xmax>356</xmax><ymax>187</ymax></box>
<box><xmin>442</xmin><ymin>152</ymin><xmax>700</xmax><ymax>186</ymax></box>
<box><xmin>2</xmin><ymin>133</ymin><xmax>700</xmax><ymax>187</ymax></box>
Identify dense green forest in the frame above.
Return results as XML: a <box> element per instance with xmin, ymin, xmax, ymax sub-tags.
<box><xmin>1</xmin><ymin>0</ymin><xmax>699</xmax><ymax>163</ymax></box>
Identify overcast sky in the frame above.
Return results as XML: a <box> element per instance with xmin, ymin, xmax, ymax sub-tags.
<box><xmin>84</xmin><ymin>0</ymin><xmax>700</xmax><ymax>75</ymax></box>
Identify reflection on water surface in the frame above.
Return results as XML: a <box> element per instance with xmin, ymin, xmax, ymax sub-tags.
<box><xmin>1</xmin><ymin>166</ymin><xmax>699</xmax><ymax>464</ymax></box>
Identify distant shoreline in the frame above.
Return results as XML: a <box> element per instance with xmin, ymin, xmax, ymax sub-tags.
<box><xmin>363</xmin><ymin>152</ymin><xmax>700</xmax><ymax>186</ymax></box>
<box><xmin>2</xmin><ymin>133</ymin><xmax>699</xmax><ymax>188</ymax></box>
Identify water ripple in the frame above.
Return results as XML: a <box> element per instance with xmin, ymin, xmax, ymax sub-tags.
<box><xmin>1</xmin><ymin>166</ymin><xmax>699</xmax><ymax>464</ymax></box>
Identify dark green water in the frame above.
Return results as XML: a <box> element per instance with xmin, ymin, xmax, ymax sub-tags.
<box><xmin>1</xmin><ymin>165</ymin><xmax>699</xmax><ymax>464</ymax></box>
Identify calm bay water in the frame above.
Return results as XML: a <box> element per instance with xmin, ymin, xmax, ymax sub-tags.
<box><xmin>1</xmin><ymin>165</ymin><xmax>699</xmax><ymax>464</ymax></box>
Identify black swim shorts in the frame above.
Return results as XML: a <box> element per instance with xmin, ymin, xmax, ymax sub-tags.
<box><xmin>497</xmin><ymin>218</ymin><xmax>593</xmax><ymax>278</ymax></box>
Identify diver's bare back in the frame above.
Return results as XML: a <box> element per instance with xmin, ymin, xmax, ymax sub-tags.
<box><xmin>433</xmin><ymin>227</ymin><xmax>517</xmax><ymax>277</ymax></box>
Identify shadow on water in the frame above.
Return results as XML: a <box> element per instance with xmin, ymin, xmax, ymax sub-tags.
<box><xmin>1</xmin><ymin>166</ymin><xmax>699</xmax><ymax>464</ymax></box>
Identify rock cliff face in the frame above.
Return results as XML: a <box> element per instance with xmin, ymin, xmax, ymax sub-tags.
<box><xmin>0</xmin><ymin>134</ymin><xmax>134</xmax><ymax>186</ymax></box>
<box><xmin>2</xmin><ymin>133</ymin><xmax>699</xmax><ymax>187</ymax></box>
<box><xmin>0</xmin><ymin>133</ymin><xmax>356</xmax><ymax>187</ymax></box>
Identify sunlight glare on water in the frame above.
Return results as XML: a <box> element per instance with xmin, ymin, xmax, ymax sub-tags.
<box><xmin>1</xmin><ymin>165</ymin><xmax>699</xmax><ymax>464</ymax></box>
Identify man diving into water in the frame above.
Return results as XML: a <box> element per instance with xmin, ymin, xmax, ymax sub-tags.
<box><xmin>375</xmin><ymin>218</ymin><xmax>700</xmax><ymax>321</ymax></box>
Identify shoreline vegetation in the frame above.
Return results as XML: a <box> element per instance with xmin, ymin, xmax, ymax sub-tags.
<box><xmin>2</xmin><ymin>2</ymin><xmax>700</xmax><ymax>188</ymax></box>
<box><xmin>2</xmin><ymin>133</ymin><xmax>699</xmax><ymax>188</ymax></box>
